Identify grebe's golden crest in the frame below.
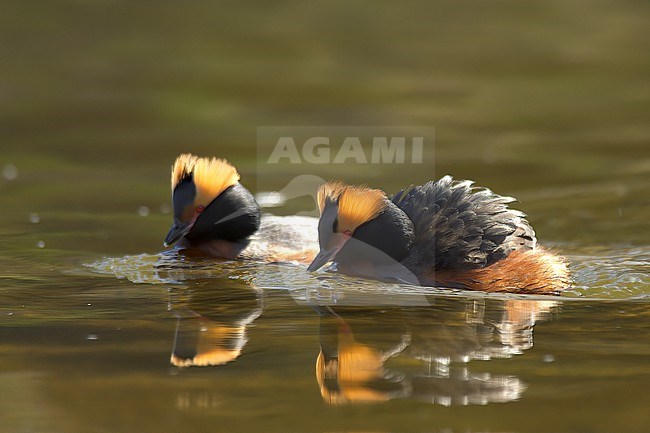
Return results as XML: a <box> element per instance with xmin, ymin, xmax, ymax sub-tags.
<box><xmin>317</xmin><ymin>181</ymin><xmax>388</xmax><ymax>233</ymax></box>
<box><xmin>171</xmin><ymin>153</ymin><xmax>240</xmax><ymax>207</ymax></box>
<box><xmin>171</xmin><ymin>153</ymin><xmax>198</xmax><ymax>191</ymax></box>
<box><xmin>317</xmin><ymin>181</ymin><xmax>348</xmax><ymax>212</ymax></box>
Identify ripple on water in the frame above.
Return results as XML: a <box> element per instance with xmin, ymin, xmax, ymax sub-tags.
<box><xmin>83</xmin><ymin>245</ymin><xmax>650</xmax><ymax>301</ymax></box>
<box><xmin>563</xmin><ymin>246</ymin><xmax>650</xmax><ymax>300</ymax></box>
<box><xmin>83</xmin><ymin>251</ymin><xmax>261</xmax><ymax>286</ymax></box>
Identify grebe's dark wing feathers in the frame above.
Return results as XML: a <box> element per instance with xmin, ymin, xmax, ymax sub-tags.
<box><xmin>391</xmin><ymin>176</ymin><xmax>536</xmax><ymax>271</ymax></box>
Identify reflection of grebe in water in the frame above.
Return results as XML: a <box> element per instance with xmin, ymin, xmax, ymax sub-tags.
<box><xmin>168</xmin><ymin>277</ymin><xmax>263</xmax><ymax>367</ymax></box>
<box><xmin>315</xmin><ymin>306</ymin><xmax>412</xmax><ymax>404</ymax></box>
<box><xmin>314</xmin><ymin>298</ymin><xmax>557</xmax><ymax>406</ymax></box>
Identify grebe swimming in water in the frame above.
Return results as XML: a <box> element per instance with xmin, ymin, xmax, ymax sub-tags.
<box><xmin>163</xmin><ymin>153</ymin><xmax>318</xmax><ymax>263</ymax></box>
<box><xmin>307</xmin><ymin>178</ymin><xmax>570</xmax><ymax>294</ymax></box>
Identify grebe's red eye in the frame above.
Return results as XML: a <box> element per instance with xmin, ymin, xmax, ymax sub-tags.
<box><xmin>343</xmin><ymin>230</ymin><xmax>352</xmax><ymax>237</ymax></box>
<box><xmin>196</xmin><ymin>205</ymin><xmax>205</xmax><ymax>213</ymax></box>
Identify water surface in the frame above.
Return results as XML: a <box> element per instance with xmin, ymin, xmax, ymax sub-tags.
<box><xmin>1</xmin><ymin>1</ymin><xmax>649</xmax><ymax>432</ymax></box>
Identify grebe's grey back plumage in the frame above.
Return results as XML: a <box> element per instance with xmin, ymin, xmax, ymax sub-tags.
<box><xmin>391</xmin><ymin>175</ymin><xmax>536</xmax><ymax>274</ymax></box>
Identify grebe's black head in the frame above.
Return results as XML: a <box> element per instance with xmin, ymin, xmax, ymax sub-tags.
<box><xmin>164</xmin><ymin>154</ymin><xmax>261</xmax><ymax>247</ymax></box>
<box><xmin>307</xmin><ymin>182</ymin><xmax>415</xmax><ymax>280</ymax></box>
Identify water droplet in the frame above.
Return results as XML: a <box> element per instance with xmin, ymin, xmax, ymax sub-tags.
<box><xmin>36</xmin><ymin>240</ymin><xmax>45</xmax><ymax>248</ymax></box>
<box><xmin>2</xmin><ymin>164</ymin><xmax>18</xmax><ymax>181</ymax></box>
<box><xmin>160</xmin><ymin>203</ymin><xmax>171</xmax><ymax>214</ymax></box>
<box><xmin>542</xmin><ymin>354</ymin><xmax>555</xmax><ymax>363</ymax></box>
<box><xmin>29</xmin><ymin>213</ymin><xmax>40</xmax><ymax>224</ymax></box>
<box><xmin>138</xmin><ymin>206</ymin><xmax>150</xmax><ymax>217</ymax></box>
<box><xmin>86</xmin><ymin>334</ymin><xmax>99</xmax><ymax>341</ymax></box>
<box><xmin>87</xmin><ymin>303</ymin><xmax>92</xmax><ymax>306</ymax></box>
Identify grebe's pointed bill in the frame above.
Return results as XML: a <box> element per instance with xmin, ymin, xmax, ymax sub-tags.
<box><xmin>307</xmin><ymin>232</ymin><xmax>349</xmax><ymax>271</ymax></box>
<box><xmin>309</xmin><ymin>194</ymin><xmax>351</xmax><ymax>272</ymax></box>
<box><xmin>307</xmin><ymin>249</ymin><xmax>335</xmax><ymax>272</ymax></box>
<box><xmin>164</xmin><ymin>221</ymin><xmax>193</xmax><ymax>247</ymax></box>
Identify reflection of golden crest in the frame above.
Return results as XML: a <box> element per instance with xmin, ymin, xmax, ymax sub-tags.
<box><xmin>315</xmin><ymin>297</ymin><xmax>558</xmax><ymax>406</ymax></box>
<box><xmin>168</xmin><ymin>278</ymin><xmax>263</xmax><ymax>368</ymax></box>
<box><xmin>171</xmin><ymin>318</ymin><xmax>247</xmax><ymax>367</ymax></box>
<box><xmin>316</xmin><ymin>324</ymin><xmax>390</xmax><ymax>405</ymax></box>
<box><xmin>315</xmin><ymin>313</ymin><xmax>411</xmax><ymax>405</ymax></box>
